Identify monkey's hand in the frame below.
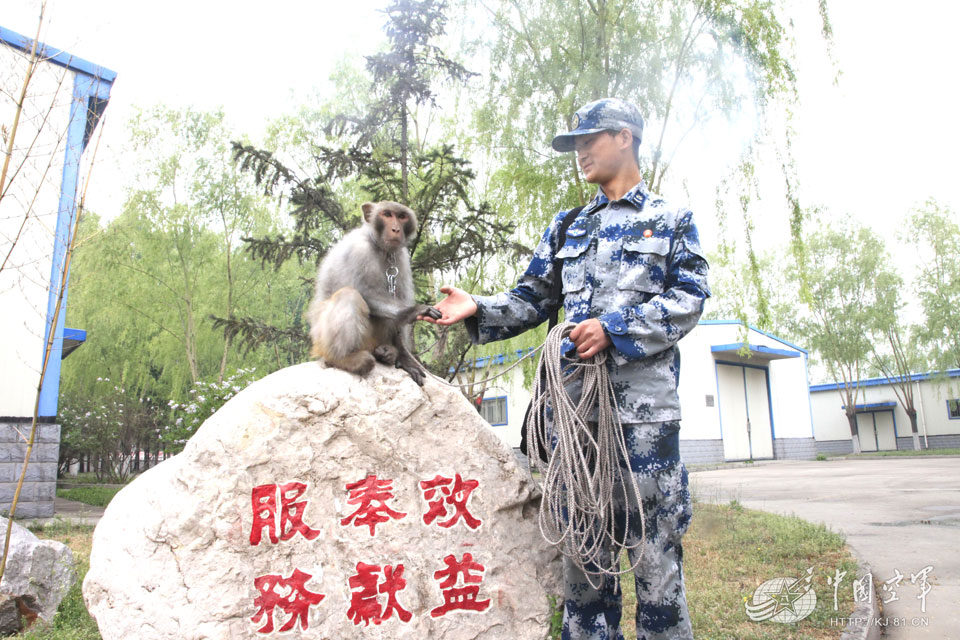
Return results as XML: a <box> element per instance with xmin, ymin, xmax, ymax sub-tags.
<box><xmin>420</xmin><ymin>305</ymin><xmax>442</xmax><ymax>321</ymax></box>
<box><xmin>423</xmin><ymin>286</ymin><xmax>478</xmax><ymax>325</ymax></box>
<box><xmin>398</xmin><ymin>304</ymin><xmax>440</xmax><ymax>325</ymax></box>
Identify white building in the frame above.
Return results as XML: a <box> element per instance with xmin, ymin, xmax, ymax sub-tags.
<box><xmin>810</xmin><ymin>370</ymin><xmax>960</xmax><ymax>454</ymax></box>
<box><xmin>0</xmin><ymin>26</ymin><xmax>115</xmax><ymax>517</ymax></box>
<box><xmin>477</xmin><ymin>320</ymin><xmax>816</xmax><ymax>464</ymax></box>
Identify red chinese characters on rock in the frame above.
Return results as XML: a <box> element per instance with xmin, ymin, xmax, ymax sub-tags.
<box><xmin>430</xmin><ymin>553</ymin><xmax>491</xmax><ymax>617</ymax></box>
<box><xmin>251</xmin><ymin>568</ymin><xmax>325</xmax><ymax>633</ymax></box>
<box><xmin>250</xmin><ymin>482</ymin><xmax>321</xmax><ymax>546</ymax></box>
<box><xmin>341</xmin><ymin>474</ymin><xmax>407</xmax><ymax>536</ymax></box>
<box><xmin>346</xmin><ymin>562</ymin><xmax>413</xmax><ymax>626</ymax></box>
<box><xmin>420</xmin><ymin>474</ymin><xmax>482</xmax><ymax>530</ymax></box>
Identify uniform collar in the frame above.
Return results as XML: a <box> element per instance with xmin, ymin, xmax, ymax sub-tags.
<box><xmin>581</xmin><ymin>180</ymin><xmax>649</xmax><ymax>215</ymax></box>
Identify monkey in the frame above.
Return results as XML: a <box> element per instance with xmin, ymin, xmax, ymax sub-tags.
<box><xmin>307</xmin><ymin>201</ymin><xmax>441</xmax><ymax>386</ymax></box>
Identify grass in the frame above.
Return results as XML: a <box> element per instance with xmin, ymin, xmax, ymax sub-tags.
<box><xmin>56</xmin><ymin>473</ymin><xmax>121</xmax><ymax>486</ymax></box>
<box><xmin>851</xmin><ymin>447</ymin><xmax>960</xmax><ymax>457</ymax></box>
<box><xmin>55</xmin><ymin>487</ymin><xmax>120</xmax><ymax>508</ymax></box>
<box><xmin>18</xmin><ymin>521</ymin><xmax>100</xmax><ymax>640</ymax></box>
<box><xmin>550</xmin><ymin>501</ymin><xmax>859</xmax><ymax>640</ymax></box>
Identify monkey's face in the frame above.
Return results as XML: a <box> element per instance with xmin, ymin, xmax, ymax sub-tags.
<box><xmin>364</xmin><ymin>201</ymin><xmax>418</xmax><ymax>249</ymax></box>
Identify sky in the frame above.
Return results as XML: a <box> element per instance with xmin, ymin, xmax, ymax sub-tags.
<box><xmin>5</xmin><ymin>0</ymin><xmax>960</xmax><ymax>262</ymax></box>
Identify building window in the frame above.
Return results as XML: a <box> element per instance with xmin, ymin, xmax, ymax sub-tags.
<box><xmin>480</xmin><ymin>396</ymin><xmax>508</xmax><ymax>426</ymax></box>
<box><xmin>948</xmin><ymin>399</ymin><xmax>960</xmax><ymax>420</ymax></box>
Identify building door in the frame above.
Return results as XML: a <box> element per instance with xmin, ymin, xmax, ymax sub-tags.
<box><xmin>717</xmin><ymin>363</ymin><xmax>774</xmax><ymax>461</ymax></box>
<box><xmin>875</xmin><ymin>411</ymin><xmax>897</xmax><ymax>450</ymax></box>
<box><xmin>856</xmin><ymin>413</ymin><xmax>877</xmax><ymax>452</ymax></box>
<box><xmin>856</xmin><ymin>411</ymin><xmax>897</xmax><ymax>452</ymax></box>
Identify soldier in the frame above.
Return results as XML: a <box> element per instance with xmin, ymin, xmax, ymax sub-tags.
<box><xmin>426</xmin><ymin>97</ymin><xmax>709</xmax><ymax>640</ymax></box>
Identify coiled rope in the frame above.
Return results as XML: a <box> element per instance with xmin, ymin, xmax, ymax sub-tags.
<box><xmin>525</xmin><ymin>322</ymin><xmax>645</xmax><ymax>588</ymax></box>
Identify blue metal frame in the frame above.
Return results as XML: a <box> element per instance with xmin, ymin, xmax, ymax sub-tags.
<box><xmin>810</xmin><ymin>368</ymin><xmax>960</xmax><ymax>392</ymax></box>
<box><xmin>698</xmin><ymin>319</ymin><xmax>809</xmax><ymax>354</ymax></box>
<box><xmin>947</xmin><ymin>399</ymin><xmax>960</xmax><ymax>421</ymax></box>
<box><xmin>710</xmin><ymin>342</ymin><xmax>801</xmax><ymax>359</ymax></box>
<box><xmin>0</xmin><ymin>27</ymin><xmax>117</xmax><ymax>83</ymax></box>
<box><xmin>2</xmin><ymin>27</ymin><xmax>116</xmax><ymax>416</ymax></box>
<box><xmin>480</xmin><ymin>395</ymin><xmax>509</xmax><ymax>426</ymax></box>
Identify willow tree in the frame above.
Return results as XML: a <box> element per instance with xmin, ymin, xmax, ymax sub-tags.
<box><xmin>908</xmin><ymin>199</ymin><xmax>960</xmax><ymax>372</ymax></box>
<box><xmin>473</xmin><ymin>0</ymin><xmax>830</xmax><ymax>226</ymax></box>
<box><xmin>798</xmin><ymin>221</ymin><xmax>898</xmax><ymax>455</ymax></box>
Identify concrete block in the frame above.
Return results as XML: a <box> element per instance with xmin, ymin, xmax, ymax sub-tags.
<box><xmin>23</xmin><ymin>463</ymin><xmax>57</xmax><ymax>482</ymax></box>
<box><xmin>33</xmin><ymin>443</ymin><xmax>60</xmax><ymax>464</ymax></box>
<box><xmin>36</xmin><ymin>424</ymin><xmax>61</xmax><ymax>443</ymax></box>
<box><xmin>0</xmin><ymin>482</ymin><xmax>37</xmax><ymax>505</ymax></box>
<box><xmin>0</xmin><ymin>424</ymin><xmax>27</xmax><ymax>444</ymax></box>
<box><xmin>0</xmin><ymin>464</ymin><xmax>17</xmax><ymax>483</ymax></box>
<box><xmin>36</xmin><ymin>482</ymin><xmax>56</xmax><ymax>500</ymax></box>
<box><xmin>5</xmin><ymin>501</ymin><xmax>53</xmax><ymax>519</ymax></box>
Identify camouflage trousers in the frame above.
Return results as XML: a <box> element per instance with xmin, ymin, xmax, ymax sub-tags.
<box><xmin>560</xmin><ymin>421</ymin><xmax>694</xmax><ymax>640</ymax></box>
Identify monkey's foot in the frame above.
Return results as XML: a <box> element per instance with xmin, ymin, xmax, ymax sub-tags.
<box><xmin>398</xmin><ymin>360</ymin><xmax>426</xmax><ymax>386</ymax></box>
<box><xmin>373</xmin><ymin>345</ymin><xmax>398</xmax><ymax>366</ymax></box>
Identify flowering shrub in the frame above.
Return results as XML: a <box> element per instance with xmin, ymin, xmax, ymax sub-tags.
<box><xmin>165</xmin><ymin>367</ymin><xmax>260</xmax><ymax>451</ymax></box>
<box><xmin>59</xmin><ymin>377</ymin><xmax>162</xmax><ymax>482</ymax></box>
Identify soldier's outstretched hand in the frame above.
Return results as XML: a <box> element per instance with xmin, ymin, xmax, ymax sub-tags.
<box><xmin>419</xmin><ymin>286</ymin><xmax>478</xmax><ymax>325</ymax></box>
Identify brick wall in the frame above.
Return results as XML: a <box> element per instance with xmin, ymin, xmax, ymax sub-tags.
<box><xmin>679</xmin><ymin>439</ymin><xmax>724</xmax><ymax>464</ymax></box>
<box><xmin>0</xmin><ymin>422</ymin><xmax>59</xmax><ymax>518</ymax></box>
<box><xmin>772</xmin><ymin>437</ymin><xmax>818</xmax><ymax>460</ymax></box>
<box><xmin>815</xmin><ymin>439</ymin><xmax>854</xmax><ymax>456</ymax></box>
<box><xmin>896</xmin><ymin>434</ymin><xmax>960</xmax><ymax>451</ymax></box>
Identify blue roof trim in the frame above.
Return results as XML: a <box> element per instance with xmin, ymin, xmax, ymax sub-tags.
<box><xmin>450</xmin><ymin>347</ymin><xmax>539</xmax><ymax>373</ymax></box>
<box><xmin>710</xmin><ymin>343</ymin><xmax>801</xmax><ymax>358</ymax></box>
<box><xmin>63</xmin><ymin>328</ymin><xmax>87</xmax><ymax>342</ymax></box>
<box><xmin>841</xmin><ymin>401</ymin><xmax>897</xmax><ymax>412</ymax></box>
<box><xmin>0</xmin><ymin>26</ymin><xmax>117</xmax><ymax>82</ymax></box>
<box><xmin>810</xmin><ymin>368</ymin><xmax>960</xmax><ymax>392</ymax></box>
<box><xmin>698</xmin><ymin>319</ymin><xmax>808</xmax><ymax>354</ymax></box>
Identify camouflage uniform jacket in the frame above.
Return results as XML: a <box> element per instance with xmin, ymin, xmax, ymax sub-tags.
<box><xmin>465</xmin><ymin>181</ymin><xmax>710</xmax><ymax>423</ymax></box>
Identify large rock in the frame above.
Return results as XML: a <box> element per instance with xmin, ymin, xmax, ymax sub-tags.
<box><xmin>84</xmin><ymin>362</ymin><xmax>560</xmax><ymax>639</ymax></box>
<box><xmin>0</xmin><ymin>517</ymin><xmax>76</xmax><ymax>633</ymax></box>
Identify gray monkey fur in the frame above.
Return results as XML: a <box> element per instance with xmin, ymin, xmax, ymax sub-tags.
<box><xmin>307</xmin><ymin>201</ymin><xmax>438</xmax><ymax>386</ymax></box>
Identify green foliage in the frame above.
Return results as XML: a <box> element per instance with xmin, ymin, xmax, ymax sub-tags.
<box><xmin>907</xmin><ymin>199</ymin><xmax>960</xmax><ymax>371</ymax></box>
<box><xmin>58</xmin><ymin>378</ymin><xmax>162</xmax><ymax>483</ymax></box>
<box><xmin>703</xmin><ymin>246</ymin><xmax>800</xmax><ymax>341</ymax></box>
<box><xmin>471</xmin><ymin>0</ymin><xmax>821</xmax><ymax>230</ymax></box>
<box><xmin>225</xmin><ymin>0</ymin><xmax>518</xmax><ymax>392</ymax></box>
<box><xmin>794</xmin><ymin>217</ymin><xmax>900</xmax><ymax>429</ymax></box>
<box><xmin>60</xmin><ymin>106</ymin><xmax>312</xmax><ymax>470</ymax></box>
<box><xmin>56</xmin><ymin>486</ymin><xmax>121</xmax><ymax>507</ymax></box>
<box><xmin>164</xmin><ymin>367</ymin><xmax>260</xmax><ymax>451</ymax></box>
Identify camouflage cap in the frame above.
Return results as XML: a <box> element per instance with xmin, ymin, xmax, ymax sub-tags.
<box><xmin>551</xmin><ymin>98</ymin><xmax>644</xmax><ymax>152</ymax></box>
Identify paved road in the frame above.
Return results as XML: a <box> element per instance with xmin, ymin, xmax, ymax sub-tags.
<box><xmin>691</xmin><ymin>458</ymin><xmax>960</xmax><ymax>640</ymax></box>
<box><xmin>51</xmin><ymin>496</ymin><xmax>105</xmax><ymax>525</ymax></box>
